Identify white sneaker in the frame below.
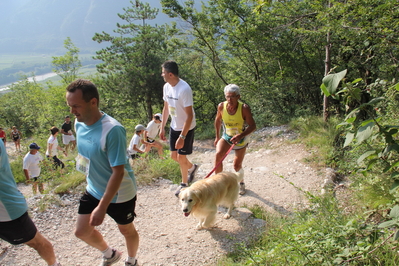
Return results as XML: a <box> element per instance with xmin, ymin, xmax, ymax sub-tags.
<box><xmin>100</xmin><ymin>249</ymin><xmax>121</xmax><ymax>266</ymax></box>
<box><xmin>125</xmin><ymin>260</ymin><xmax>137</xmax><ymax>266</ymax></box>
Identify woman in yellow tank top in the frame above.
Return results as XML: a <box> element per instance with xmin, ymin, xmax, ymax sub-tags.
<box><xmin>214</xmin><ymin>84</ymin><xmax>257</xmax><ymax>195</ymax></box>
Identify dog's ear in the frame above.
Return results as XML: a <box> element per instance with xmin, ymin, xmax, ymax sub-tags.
<box><xmin>191</xmin><ymin>189</ymin><xmax>201</xmax><ymax>204</ymax></box>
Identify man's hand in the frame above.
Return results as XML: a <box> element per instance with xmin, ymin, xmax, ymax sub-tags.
<box><xmin>230</xmin><ymin>134</ymin><xmax>243</xmax><ymax>145</ymax></box>
<box><xmin>89</xmin><ymin>206</ymin><xmax>107</xmax><ymax>226</ymax></box>
<box><xmin>160</xmin><ymin>129</ymin><xmax>166</xmax><ymax>141</ymax></box>
<box><xmin>175</xmin><ymin>137</ymin><xmax>184</xmax><ymax>149</ymax></box>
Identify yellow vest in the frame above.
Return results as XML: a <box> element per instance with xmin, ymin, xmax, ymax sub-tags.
<box><xmin>222</xmin><ymin>101</ymin><xmax>245</xmax><ymax>137</ymax></box>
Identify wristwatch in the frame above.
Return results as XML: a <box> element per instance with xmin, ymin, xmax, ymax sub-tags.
<box><xmin>179</xmin><ymin>134</ymin><xmax>186</xmax><ymax>140</ymax></box>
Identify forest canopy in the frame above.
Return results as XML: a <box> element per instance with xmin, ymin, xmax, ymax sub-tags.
<box><xmin>0</xmin><ymin>0</ymin><xmax>397</xmax><ymax>137</ymax></box>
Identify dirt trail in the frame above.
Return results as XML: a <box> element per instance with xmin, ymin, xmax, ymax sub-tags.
<box><xmin>0</xmin><ymin>126</ymin><xmax>326</xmax><ymax>266</ymax></box>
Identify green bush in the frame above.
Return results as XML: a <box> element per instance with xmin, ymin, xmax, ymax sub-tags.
<box><xmin>132</xmin><ymin>150</ymin><xmax>181</xmax><ymax>185</ymax></box>
<box><xmin>10</xmin><ymin>156</ymin><xmax>25</xmax><ymax>183</ymax></box>
<box><xmin>224</xmin><ymin>193</ymin><xmax>397</xmax><ymax>265</ymax></box>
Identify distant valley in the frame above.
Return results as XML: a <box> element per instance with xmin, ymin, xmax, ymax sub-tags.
<box><xmin>0</xmin><ymin>0</ymin><xmax>177</xmax><ymax>86</ymax></box>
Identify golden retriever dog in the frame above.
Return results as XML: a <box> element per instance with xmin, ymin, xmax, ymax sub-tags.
<box><xmin>179</xmin><ymin>169</ymin><xmax>244</xmax><ymax>229</ymax></box>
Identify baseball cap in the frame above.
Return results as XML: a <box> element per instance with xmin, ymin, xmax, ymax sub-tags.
<box><xmin>29</xmin><ymin>143</ymin><xmax>41</xmax><ymax>150</ymax></box>
<box><xmin>135</xmin><ymin>124</ymin><xmax>146</xmax><ymax>131</ymax></box>
<box><xmin>154</xmin><ymin>113</ymin><xmax>162</xmax><ymax>121</ymax></box>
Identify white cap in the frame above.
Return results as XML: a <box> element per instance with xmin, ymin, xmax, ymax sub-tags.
<box><xmin>135</xmin><ymin>124</ymin><xmax>146</xmax><ymax>131</ymax></box>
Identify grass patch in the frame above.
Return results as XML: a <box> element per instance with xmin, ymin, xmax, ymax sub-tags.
<box><xmin>195</xmin><ymin>123</ymin><xmax>216</xmax><ymax>140</ymax></box>
<box><xmin>53</xmin><ymin>171</ymin><xmax>86</xmax><ymax>194</ymax></box>
<box><xmin>217</xmin><ymin>116</ymin><xmax>399</xmax><ymax>265</ymax></box>
<box><xmin>222</xmin><ymin>192</ymin><xmax>398</xmax><ymax>265</ymax></box>
<box><xmin>132</xmin><ymin>150</ymin><xmax>180</xmax><ymax>185</ymax></box>
<box><xmin>10</xmin><ymin>156</ymin><xmax>25</xmax><ymax>183</ymax></box>
<box><xmin>290</xmin><ymin>116</ymin><xmax>341</xmax><ymax>167</ymax></box>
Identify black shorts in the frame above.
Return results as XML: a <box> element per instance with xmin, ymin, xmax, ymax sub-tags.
<box><xmin>169</xmin><ymin>127</ymin><xmax>195</xmax><ymax>155</ymax></box>
<box><xmin>146</xmin><ymin>138</ymin><xmax>155</xmax><ymax>144</ymax></box>
<box><xmin>130</xmin><ymin>154</ymin><xmax>140</xmax><ymax>160</ymax></box>
<box><xmin>78</xmin><ymin>191</ymin><xmax>137</xmax><ymax>225</ymax></box>
<box><xmin>0</xmin><ymin>212</ymin><xmax>37</xmax><ymax>245</ymax></box>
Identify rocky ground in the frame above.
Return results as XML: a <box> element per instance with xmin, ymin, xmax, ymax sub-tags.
<box><xmin>0</xmin><ymin>126</ymin><xmax>334</xmax><ymax>266</ymax></box>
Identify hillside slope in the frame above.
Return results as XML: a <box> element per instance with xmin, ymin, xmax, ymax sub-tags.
<box><xmin>0</xmin><ymin>126</ymin><xmax>327</xmax><ymax>265</ymax></box>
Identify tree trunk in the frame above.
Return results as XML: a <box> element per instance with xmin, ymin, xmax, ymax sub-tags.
<box><xmin>323</xmin><ymin>31</ymin><xmax>331</xmax><ymax>122</ymax></box>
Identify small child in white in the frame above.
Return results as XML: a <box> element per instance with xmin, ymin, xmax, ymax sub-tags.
<box><xmin>23</xmin><ymin>142</ymin><xmax>44</xmax><ymax>194</ymax></box>
<box><xmin>127</xmin><ymin>124</ymin><xmax>148</xmax><ymax>160</ymax></box>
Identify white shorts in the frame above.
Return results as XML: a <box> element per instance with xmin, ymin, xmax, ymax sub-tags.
<box><xmin>62</xmin><ymin>134</ymin><xmax>76</xmax><ymax>145</ymax></box>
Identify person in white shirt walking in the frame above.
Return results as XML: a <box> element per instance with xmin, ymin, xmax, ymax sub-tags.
<box><xmin>46</xmin><ymin>126</ymin><xmax>67</xmax><ymax>169</ymax></box>
<box><xmin>159</xmin><ymin>61</ymin><xmax>199</xmax><ymax>197</ymax></box>
<box><xmin>23</xmin><ymin>143</ymin><xmax>44</xmax><ymax>194</ymax></box>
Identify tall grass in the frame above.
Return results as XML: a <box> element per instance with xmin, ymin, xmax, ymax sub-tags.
<box><xmin>289</xmin><ymin>116</ymin><xmax>342</xmax><ymax>168</ymax></box>
<box><xmin>221</xmin><ymin>192</ymin><xmax>398</xmax><ymax>265</ymax></box>
<box><xmin>132</xmin><ymin>150</ymin><xmax>181</xmax><ymax>185</ymax></box>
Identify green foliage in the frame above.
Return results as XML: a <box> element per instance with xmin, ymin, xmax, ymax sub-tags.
<box><xmin>93</xmin><ymin>0</ymin><xmax>171</xmax><ymax>122</ymax></box>
<box><xmin>9</xmin><ymin>156</ymin><xmax>25</xmax><ymax>183</ymax></box>
<box><xmin>26</xmin><ymin>158</ymin><xmax>70</xmax><ymax>194</ymax></box>
<box><xmin>224</xmin><ymin>193</ymin><xmax>398</xmax><ymax>265</ymax></box>
<box><xmin>194</xmin><ymin>121</ymin><xmax>215</xmax><ymax>140</ymax></box>
<box><xmin>289</xmin><ymin>116</ymin><xmax>342</xmax><ymax>167</ymax></box>
<box><xmin>132</xmin><ymin>151</ymin><xmax>180</xmax><ymax>185</ymax></box>
<box><xmin>51</xmin><ymin>37</ymin><xmax>82</xmax><ymax>84</ymax></box>
<box><xmin>53</xmin><ymin>170</ymin><xmax>86</xmax><ymax>195</ymax></box>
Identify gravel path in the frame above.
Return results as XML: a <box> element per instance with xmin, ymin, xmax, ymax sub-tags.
<box><xmin>0</xmin><ymin>126</ymin><xmax>326</xmax><ymax>266</ymax></box>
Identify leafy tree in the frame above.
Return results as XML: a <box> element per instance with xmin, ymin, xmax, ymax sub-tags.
<box><xmin>52</xmin><ymin>37</ymin><xmax>82</xmax><ymax>84</ymax></box>
<box><xmin>92</xmin><ymin>0</ymin><xmax>175</xmax><ymax>122</ymax></box>
<box><xmin>161</xmin><ymin>0</ymin><xmax>327</xmax><ymax>125</ymax></box>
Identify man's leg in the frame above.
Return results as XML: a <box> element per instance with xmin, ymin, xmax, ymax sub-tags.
<box><xmin>233</xmin><ymin>147</ymin><xmax>246</xmax><ymax>173</ymax></box>
<box><xmin>170</xmin><ymin>150</ymin><xmax>178</xmax><ymax>163</ymax></box>
<box><xmin>25</xmin><ymin>231</ymin><xmax>56</xmax><ymax>265</ymax></box>
<box><xmin>74</xmin><ymin>214</ymin><xmax>108</xmax><ymax>251</ymax></box>
<box><xmin>177</xmin><ymin>154</ymin><xmax>191</xmax><ymax>184</ymax></box>
<box><xmin>65</xmin><ymin>143</ymin><xmax>70</xmax><ymax>154</ymax></box>
<box><xmin>38</xmin><ymin>182</ymin><xmax>44</xmax><ymax>194</ymax></box>
<box><xmin>234</xmin><ymin>147</ymin><xmax>247</xmax><ymax>194</ymax></box>
<box><xmin>32</xmin><ymin>182</ymin><xmax>38</xmax><ymax>194</ymax></box>
<box><xmin>117</xmin><ymin>223</ymin><xmax>139</xmax><ymax>258</ymax></box>
<box><xmin>63</xmin><ymin>136</ymin><xmax>69</xmax><ymax>154</ymax></box>
<box><xmin>71</xmin><ymin>140</ymin><xmax>76</xmax><ymax>151</ymax></box>
<box><xmin>215</xmin><ymin>139</ymin><xmax>231</xmax><ymax>173</ymax></box>
<box><xmin>153</xmin><ymin>141</ymin><xmax>164</xmax><ymax>158</ymax></box>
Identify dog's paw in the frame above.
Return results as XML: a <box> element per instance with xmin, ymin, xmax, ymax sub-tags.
<box><xmin>223</xmin><ymin>213</ymin><xmax>231</xmax><ymax>219</ymax></box>
<box><xmin>196</xmin><ymin>223</ymin><xmax>204</xmax><ymax>230</ymax></box>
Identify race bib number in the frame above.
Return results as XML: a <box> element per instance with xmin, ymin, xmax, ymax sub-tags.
<box><xmin>169</xmin><ymin>106</ymin><xmax>176</xmax><ymax>117</ymax></box>
<box><xmin>76</xmin><ymin>153</ymin><xmax>90</xmax><ymax>175</ymax></box>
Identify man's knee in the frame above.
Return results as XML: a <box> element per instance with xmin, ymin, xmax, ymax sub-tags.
<box><xmin>118</xmin><ymin>223</ymin><xmax>138</xmax><ymax>237</ymax></box>
<box><xmin>177</xmin><ymin>154</ymin><xmax>189</xmax><ymax>165</ymax></box>
<box><xmin>75</xmin><ymin>227</ymin><xmax>90</xmax><ymax>240</ymax></box>
<box><xmin>171</xmin><ymin>152</ymin><xmax>178</xmax><ymax>161</ymax></box>
<box><xmin>26</xmin><ymin>232</ymin><xmax>50</xmax><ymax>251</ymax></box>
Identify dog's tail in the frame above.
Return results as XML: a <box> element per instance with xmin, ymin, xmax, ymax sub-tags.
<box><xmin>235</xmin><ymin>168</ymin><xmax>244</xmax><ymax>183</ymax></box>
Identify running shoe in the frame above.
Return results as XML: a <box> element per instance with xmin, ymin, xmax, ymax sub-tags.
<box><xmin>100</xmin><ymin>249</ymin><xmax>121</xmax><ymax>266</ymax></box>
<box><xmin>174</xmin><ymin>183</ymin><xmax>188</xmax><ymax>197</ymax></box>
<box><xmin>188</xmin><ymin>164</ymin><xmax>199</xmax><ymax>184</ymax></box>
